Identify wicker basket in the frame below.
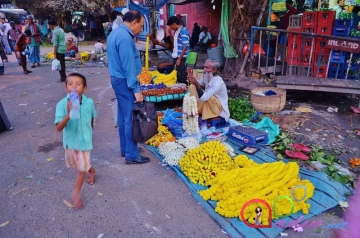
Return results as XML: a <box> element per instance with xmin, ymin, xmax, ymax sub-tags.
<box><xmin>250</xmin><ymin>87</ymin><xmax>286</xmax><ymax>113</ymax></box>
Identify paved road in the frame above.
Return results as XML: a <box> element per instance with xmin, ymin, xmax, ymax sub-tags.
<box><xmin>0</xmin><ymin>49</ymin><xmax>223</xmax><ymax>238</ymax></box>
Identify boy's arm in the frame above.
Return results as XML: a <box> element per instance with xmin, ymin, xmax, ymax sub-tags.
<box><xmin>91</xmin><ymin>118</ymin><xmax>94</xmax><ymax>129</ymax></box>
<box><xmin>56</xmin><ymin>115</ymin><xmax>70</xmax><ymax>131</ymax></box>
<box><xmin>55</xmin><ymin>100</ymin><xmax>71</xmax><ymax>131</ymax></box>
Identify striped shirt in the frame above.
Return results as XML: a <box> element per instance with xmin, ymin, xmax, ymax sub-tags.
<box><xmin>172</xmin><ymin>26</ymin><xmax>189</xmax><ymax>58</ymax></box>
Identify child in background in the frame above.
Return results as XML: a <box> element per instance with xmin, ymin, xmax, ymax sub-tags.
<box><xmin>94</xmin><ymin>39</ymin><xmax>105</xmax><ymax>53</ymax></box>
<box><xmin>55</xmin><ymin>73</ymin><xmax>96</xmax><ymax>209</ymax></box>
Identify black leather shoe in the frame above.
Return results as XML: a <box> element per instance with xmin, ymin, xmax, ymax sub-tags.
<box><xmin>121</xmin><ymin>148</ymin><xmax>143</xmax><ymax>157</ymax></box>
<box><xmin>125</xmin><ymin>156</ymin><xmax>150</xmax><ymax>164</ymax></box>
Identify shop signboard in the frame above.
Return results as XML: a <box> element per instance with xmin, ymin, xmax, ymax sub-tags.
<box><xmin>326</xmin><ymin>39</ymin><xmax>360</xmax><ymax>53</ymax></box>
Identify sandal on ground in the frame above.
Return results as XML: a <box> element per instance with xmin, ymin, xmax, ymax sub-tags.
<box><xmin>31</xmin><ymin>64</ymin><xmax>36</xmax><ymax>68</ymax></box>
<box><xmin>23</xmin><ymin>71</ymin><xmax>30</xmax><ymax>74</ymax></box>
<box><xmin>289</xmin><ymin>143</ymin><xmax>311</xmax><ymax>153</ymax></box>
<box><xmin>350</xmin><ymin>106</ymin><xmax>360</xmax><ymax>114</ymax></box>
<box><xmin>285</xmin><ymin>150</ymin><xmax>309</xmax><ymax>161</ymax></box>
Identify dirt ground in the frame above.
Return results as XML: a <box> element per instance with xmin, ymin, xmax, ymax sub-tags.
<box><xmin>0</xmin><ymin>43</ymin><xmax>358</xmax><ymax>238</ymax></box>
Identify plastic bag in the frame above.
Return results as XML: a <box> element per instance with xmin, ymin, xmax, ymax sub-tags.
<box><xmin>51</xmin><ymin>59</ymin><xmax>61</xmax><ymax>71</ymax></box>
<box><xmin>162</xmin><ymin>109</ymin><xmax>184</xmax><ymax>138</ymax></box>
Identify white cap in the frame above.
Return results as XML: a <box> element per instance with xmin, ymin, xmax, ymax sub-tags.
<box><xmin>121</xmin><ymin>8</ymin><xmax>129</xmax><ymax>15</ymax></box>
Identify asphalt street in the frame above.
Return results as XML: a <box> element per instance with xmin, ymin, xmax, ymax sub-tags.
<box><xmin>0</xmin><ymin>48</ymin><xmax>224</xmax><ymax>238</ymax></box>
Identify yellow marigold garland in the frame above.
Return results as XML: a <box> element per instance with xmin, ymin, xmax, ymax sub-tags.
<box><xmin>197</xmin><ymin>155</ymin><xmax>315</xmax><ymax>222</ymax></box>
<box><xmin>178</xmin><ymin>141</ymin><xmax>234</xmax><ymax>186</ymax></box>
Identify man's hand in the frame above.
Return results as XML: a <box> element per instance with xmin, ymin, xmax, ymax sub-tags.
<box><xmin>187</xmin><ymin>76</ymin><xmax>197</xmax><ymax>85</ymax></box>
<box><xmin>134</xmin><ymin>92</ymin><xmax>143</xmax><ymax>102</ymax></box>
<box><xmin>176</xmin><ymin>59</ymin><xmax>181</xmax><ymax>66</ymax></box>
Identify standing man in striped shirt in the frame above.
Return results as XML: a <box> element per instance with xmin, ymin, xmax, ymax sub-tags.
<box><xmin>166</xmin><ymin>16</ymin><xmax>190</xmax><ymax>84</ymax></box>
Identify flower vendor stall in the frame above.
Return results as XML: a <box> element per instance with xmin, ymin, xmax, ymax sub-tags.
<box><xmin>140</xmin><ymin>81</ymin><xmax>353</xmax><ymax>237</ymax></box>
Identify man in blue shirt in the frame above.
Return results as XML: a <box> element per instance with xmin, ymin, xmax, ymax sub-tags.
<box><xmin>107</xmin><ymin>10</ymin><xmax>150</xmax><ymax>165</ymax></box>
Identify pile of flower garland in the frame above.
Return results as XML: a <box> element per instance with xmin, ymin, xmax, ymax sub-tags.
<box><xmin>182</xmin><ymin>94</ymin><xmax>199</xmax><ymax>135</ymax></box>
<box><xmin>198</xmin><ymin>155</ymin><xmax>315</xmax><ymax>222</ymax></box>
<box><xmin>178</xmin><ymin>141</ymin><xmax>234</xmax><ymax>186</ymax></box>
<box><xmin>158</xmin><ymin>138</ymin><xmax>200</xmax><ymax>166</ymax></box>
<box><xmin>145</xmin><ymin>114</ymin><xmax>176</xmax><ymax>147</ymax></box>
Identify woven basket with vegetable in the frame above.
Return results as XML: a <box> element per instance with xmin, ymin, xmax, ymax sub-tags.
<box><xmin>250</xmin><ymin>87</ymin><xmax>286</xmax><ymax>113</ymax></box>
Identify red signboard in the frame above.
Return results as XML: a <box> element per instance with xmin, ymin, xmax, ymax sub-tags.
<box><xmin>326</xmin><ymin>39</ymin><xmax>360</xmax><ymax>53</ymax></box>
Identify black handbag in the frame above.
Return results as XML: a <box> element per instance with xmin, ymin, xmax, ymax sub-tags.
<box><xmin>132</xmin><ymin>102</ymin><xmax>158</xmax><ymax>143</ymax></box>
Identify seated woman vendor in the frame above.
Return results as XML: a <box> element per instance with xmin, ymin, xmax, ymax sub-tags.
<box><xmin>187</xmin><ymin>59</ymin><xmax>230</xmax><ymax>121</ymax></box>
<box><xmin>148</xmin><ymin>34</ymin><xmax>175</xmax><ymax>74</ymax></box>
<box><xmin>65</xmin><ymin>37</ymin><xmax>79</xmax><ymax>60</ymax></box>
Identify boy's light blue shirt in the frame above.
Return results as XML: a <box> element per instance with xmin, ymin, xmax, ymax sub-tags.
<box><xmin>106</xmin><ymin>24</ymin><xmax>142</xmax><ymax>93</ymax></box>
<box><xmin>55</xmin><ymin>94</ymin><xmax>96</xmax><ymax>151</ymax></box>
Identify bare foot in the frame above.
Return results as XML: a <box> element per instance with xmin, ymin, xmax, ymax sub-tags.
<box><xmin>71</xmin><ymin>193</ymin><xmax>84</xmax><ymax>209</ymax></box>
<box><xmin>87</xmin><ymin>167</ymin><xmax>95</xmax><ymax>185</ymax></box>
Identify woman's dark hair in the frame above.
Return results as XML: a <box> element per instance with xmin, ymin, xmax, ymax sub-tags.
<box><xmin>24</xmin><ymin>29</ymin><xmax>32</xmax><ymax>37</ymax></box>
<box><xmin>123</xmin><ymin>10</ymin><xmax>142</xmax><ymax>23</ymax></box>
<box><xmin>167</xmin><ymin>16</ymin><xmax>180</xmax><ymax>26</ymax></box>
<box><xmin>48</xmin><ymin>19</ymin><xmax>57</xmax><ymax>26</ymax></box>
<box><xmin>255</xmin><ymin>206</ymin><xmax>262</xmax><ymax>213</ymax></box>
<box><xmin>66</xmin><ymin>73</ymin><xmax>87</xmax><ymax>87</ymax></box>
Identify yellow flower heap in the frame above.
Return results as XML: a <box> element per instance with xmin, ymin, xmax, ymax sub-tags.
<box><xmin>145</xmin><ymin>114</ymin><xmax>176</xmax><ymax>147</ymax></box>
<box><xmin>198</xmin><ymin>155</ymin><xmax>315</xmax><ymax>223</ymax></box>
<box><xmin>179</xmin><ymin>141</ymin><xmax>234</xmax><ymax>186</ymax></box>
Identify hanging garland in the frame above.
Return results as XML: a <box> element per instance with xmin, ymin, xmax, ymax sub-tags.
<box><xmin>182</xmin><ymin>94</ymin><xmax>200</xmax><ymax>135</ymax></box>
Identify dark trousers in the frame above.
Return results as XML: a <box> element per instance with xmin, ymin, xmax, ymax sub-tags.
<box><xmin>111</xmin><ymin>77</ymin><xmax>140</xmax><ymax>160</ymax></box>
<box><xmin>172</xmin><ymin>57</ymin><xmax>187</xmax><ymax>84</ymax></box>
<box><xmin>56</xmin><ymin>52</ymin><xmax>66</xmax><ymax>81</ymax></box>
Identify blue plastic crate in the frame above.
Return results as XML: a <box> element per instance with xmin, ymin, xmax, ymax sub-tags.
<box><xmin>228</xmin><ymin>125</ymin><xmax>268</xmax><ymax>147</ymax></box>
<box><xmin>332</xmin><ymin>26</ymin><xmax>351</xmax><ymax>37</ymax></box>
<box><xmin>328</xmin><ymin>68</ymin><xmax>345</xmax><ymax>79</ymax></box>
<box><xmin>329</xmin><ymin>62</ymin><xmax>347</xmax><ymax>70</ymax></box>
<box><xmin>207</xmin><ymin>117</ymin><xmax>228</xmax><ymax>128</ymax></box>
<box><xmin>349</xmin><ymin>64</ymin><xmax>360</xmax><ymax>71</ymax></box>
<box><xmin>330</xmin><ymin>50</ymin><xmax>346</xmax><ymax>63</ymax></box>
<box><xmin>334</xmin><ymin>19</ymin><xmax>353</xmax><ymax>27</ymax></box>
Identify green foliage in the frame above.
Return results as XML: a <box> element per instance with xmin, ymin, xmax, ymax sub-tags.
<box><xmin>272</xmin><ymin>132</ymin><xmax>293</xmax><ymax>155</ymax></box>
<box><xmin>228</xmin><ymin>97</ymin><xmax>256</xmax><ymax>122</ymax></box>
<box><xmin>309</xmin><ymin>145</ymin><xmax>355</xmax><ymax>187</ymax></box>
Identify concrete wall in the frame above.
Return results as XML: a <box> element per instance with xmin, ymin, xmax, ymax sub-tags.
<box><xmin>163</xmin><ymin>1</ymin><xmax>222</xmax><ymax>39</ymax></box>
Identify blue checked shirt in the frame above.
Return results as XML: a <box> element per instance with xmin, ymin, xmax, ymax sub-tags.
<box><xmin>172</xmin><ymin>26</ymin><xmax>190</xmax><ymax>59</ymax></box>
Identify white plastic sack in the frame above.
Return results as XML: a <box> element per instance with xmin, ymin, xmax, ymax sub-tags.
<box><xmin>111</xmin><ymin>98</ymin><xmax>118</xmax><ymax>128</ymax></box>
<box><xmin>51</xmin><ymin>59</ymin><xmax>61</xmax><ymax>71</ymax></box>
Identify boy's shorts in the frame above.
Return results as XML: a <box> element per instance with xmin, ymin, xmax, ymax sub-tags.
<box><xmin>65</xmin><ymin>149</ymin><xmax>91</xmax><ymax>172</ymax></box>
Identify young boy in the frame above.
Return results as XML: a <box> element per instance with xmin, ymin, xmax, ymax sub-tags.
<box><xmin>55</xmin><ymin>73</ymin><xmax>96</xmax><ymax>209</ymax></box>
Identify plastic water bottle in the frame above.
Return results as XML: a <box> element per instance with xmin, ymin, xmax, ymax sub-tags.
<box><xmin>69</xmin><ymin>89</ymin><xmax>80</xmax><ymax>119</ymax></box>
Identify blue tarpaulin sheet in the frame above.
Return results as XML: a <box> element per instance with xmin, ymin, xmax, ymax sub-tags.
<box><xmin>144</xmin><ymin>139</ymin><xmax>352</xmax><ymax>238</ymax></box>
